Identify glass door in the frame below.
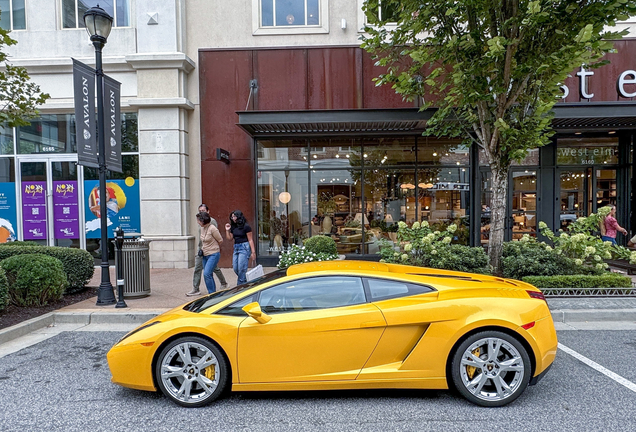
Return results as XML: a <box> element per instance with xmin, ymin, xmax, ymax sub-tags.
<box><xmin>509</xmin><ymin>169</ymin><xmax>537</xmax><ymax>240</ymax></box>
<box><xmin>18</xmin><ymin>158</ymin><xmax>82</xmax><ymax>247</ymax></box>
<box><xmin>558</xmin><ymin>168</ymin><xmax>589</xmax><ymax>230</ymax></box>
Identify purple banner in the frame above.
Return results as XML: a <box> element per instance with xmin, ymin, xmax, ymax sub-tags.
<box><xmin>22</xmin><ymin>181</ymin><xmax>47</xmax><ymax>240</ymax></box>
<box><xmin>53</xmin><ymin>181</ymin><xmax>79</xmax><ymax>239</ymax></box>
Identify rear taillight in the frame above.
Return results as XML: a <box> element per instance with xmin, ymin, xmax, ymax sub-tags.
<box><xmin>527</xmin><ymin>290</ymin><xmax>546</xmax><ymax>301</ymax></box>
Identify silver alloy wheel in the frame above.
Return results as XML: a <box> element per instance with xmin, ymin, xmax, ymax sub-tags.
<box><xmin>159</xmin><ymin>340</ymin><xmax>220</xmax><ymax>405</ymax></box>
<box><xmin>458</xmin><ymin>336</ymin><xmax>526</xmax><ymax>403</ymax></box>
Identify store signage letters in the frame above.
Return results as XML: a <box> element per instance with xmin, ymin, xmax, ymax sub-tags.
<box><xmin>561</xmin><ymin>66</ymin><xmax>636</xmax><ymax>99</ymax></box>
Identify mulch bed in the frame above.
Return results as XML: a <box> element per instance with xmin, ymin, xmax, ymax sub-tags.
<box><xmin>0</xmin><ymin>287</ymin><xmax>98</xmax><ymax>331</ymax></box>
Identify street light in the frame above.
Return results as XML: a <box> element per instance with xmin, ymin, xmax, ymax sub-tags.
<box><xmin>84</xmin><ymin>6</ymin><xmax>116</xmax><ymax>306</ymax></box>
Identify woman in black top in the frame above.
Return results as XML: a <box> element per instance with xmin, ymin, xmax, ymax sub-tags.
<box><xmin>224</xmin><ymin>210</ymin><xmax>256</xmax><ymax>285</ymax></box>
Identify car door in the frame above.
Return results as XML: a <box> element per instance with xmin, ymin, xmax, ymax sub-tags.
<box><xmin>237</xmin><ymin>276</ymin><xmax>386</xmax><ymax>383</ymax></box>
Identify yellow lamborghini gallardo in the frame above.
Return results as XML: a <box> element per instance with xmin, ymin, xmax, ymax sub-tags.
<box><xmin>107</xmin><ymin>261</ymin><xmax>557</xmax><ymax>407</ymax></box>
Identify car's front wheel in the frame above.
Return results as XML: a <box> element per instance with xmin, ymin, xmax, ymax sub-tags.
<box><xmin>451</xmin><ymin>331</ymin><xmax>532</xmax><ymax>407</ymax></box>
<box><xmin>155</xmin><ymin>336</ymin><xmax>229</xmax><ymax>407</ymax></box>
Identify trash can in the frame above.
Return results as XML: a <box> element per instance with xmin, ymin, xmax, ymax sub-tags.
<box><xmin>114</xmin><ymin>233</ymin><xmax>152</xmax><ymax>298</ymax></box>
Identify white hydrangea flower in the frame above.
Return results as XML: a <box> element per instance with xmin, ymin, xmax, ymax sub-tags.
<box><xmin>595</xmin><ymin>263</ymin><xmax>604</xmax><ymax>269</ymax></box>
<box><xmin>447</xmin><ymin>224</ymin><xmax>457</xmax><ymax>234</ymax></box>
<box><xmin>394</xmin><ymin>252</ymin><xmax>400</xmax><ymax>257</ymax></box>
<box><xmin>539</xmin><ymin>221</ymin><xmax>548</xmax><ymax>229</ymax></box>
<box><xmin>574</xmin><ymin>259</ymin><xmax>583</xmax><ymax>265</ymax></box>
<box><xmin>585</xmin><ymin>246</ymin><xmax>595</xmax><ymax>254</ymax></box>
<box><xmin>604</xmin><ymin>251</ymin><xmax>612</xmax><ymax>259</ymax></box>
<box><xmin>431</xmin><ymin>249</ymin><xmax>438</xmax><ymax>255</ymax></box>
<box><xmin>401</xmin><ymin>254</ymin><xmax>409</xmax><ymax>261</ymax></box>
<box><xmin>412</xmin><ymin>221</ymin><xmax>420</xmax><ymax>229</ymax></box>
<box><xmin>398</xmin><ymin>221</ymin><xmax>407</xmax><ymax>228</ymax></box>
<box><xmin>594</xmin><ymin>255</ymin><xmax>602</xmax><ymax>262</ymax></box>
<box><xmin>421</xmin><ymin>221</ymin><xmax>429</xmax><ymax>228</ymax></box>
<box><xmin>545</xmin><ymin>245</ymin><xmax>553</xmax><ymax>251</ymax></box>
<box><xmin>442</xmin><ymin>237</ymin><xmax>452</xmax><ymax>244</ymax></box>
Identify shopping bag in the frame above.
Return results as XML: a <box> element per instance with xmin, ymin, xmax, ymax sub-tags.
<box><xmin>246</xmin><ymin>264</ymin><xmax>264</xmax><ymax>282</ymax></box>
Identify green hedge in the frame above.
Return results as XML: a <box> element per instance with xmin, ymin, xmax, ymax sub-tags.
<box><xmin>0</xmin><ymin>267</ymin><xmax>8</xmax><ymax>313</ymax></box>
<box><xmin>303</xmin><ymin>235</ymin><xmax>338</xmax><ymax>255</ymax></box>
<box><xmin>0</xmin><ymin>246</ymin><xmax>94</xmax><ymax>293</ymax></box>
<box><xmin>522</xmin><ymin>273</ymin><xmax>632</xmax><ymax>288</ymax></box>
<box><xmin>1</xmin><ymin>254</ymin><xmax>68</xmax><ymax>307</ymax></box>
<box><xmin>0</xmin><ymin>241</ymin><xmax>41</xmax><ymax>247</ymax></box>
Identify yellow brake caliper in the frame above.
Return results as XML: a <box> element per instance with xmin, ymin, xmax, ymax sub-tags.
<box><xmin>466</xmin><ymin>348</ymin><xmax>481</xmax><ymax>379</ymax></box>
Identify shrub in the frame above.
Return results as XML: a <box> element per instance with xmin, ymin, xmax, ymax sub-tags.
<box><xmin>501</xmin><ymin>239</ymin><xmax>599</xmax><ymax>279</ymax></box>
<box><xmin>522</xmin><ymin>274</ymin><xmax>632</xmax><ymax>289</ymax></box>
<box><xmin>0</xmin><ymin>245</ymin><xmax>94</xmax><ymax>293</ymax></box>
<box><xmin>1</xmin><ymin>254</ymin><xmax>68</xmax><ymax>307</ymax></box>
<box><xmin>378</xmin><ymin>221</ymin><xmax>490</xmax><ymax>274</ymax></box>
<box><xmin>303</xmin><ymin>235</ymin><xmax>338</xmax><ymax>255</ymax></box>
<box><xmin>0</xmin><ymin>267</ymin><xmax>8</xmax><ymax>313</ymax></box>
<box><xmin>278</xmin><ymin>245</ymin><xmax>339</xmax><ymax>269</ymax></box>
<box><xmin>0</xmin><ymin>241</ymin><xmax>41</xmax><ymax>247</ymax></box>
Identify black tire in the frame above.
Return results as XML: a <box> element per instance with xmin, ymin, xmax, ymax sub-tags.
<box><xmin>451</xmin><ymin>331</ymin><xmax>532</xmax><ymax>407</ymax></box>
<box><xmin>155</xmin><ymin>336</ymin><xmax>230</xmax><ymax>407</ymax></box>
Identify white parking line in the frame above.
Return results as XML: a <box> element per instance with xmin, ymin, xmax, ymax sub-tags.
<box><xmin>559</xmin><ymin>342</ymin><xmax>636</xmax><ymax>393</ymax></box>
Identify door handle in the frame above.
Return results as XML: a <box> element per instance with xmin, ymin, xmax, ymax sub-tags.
<box><xmin>360</xmin><ymin>320</ymin><xmax>384</xmax><ymax>328</ymax></box>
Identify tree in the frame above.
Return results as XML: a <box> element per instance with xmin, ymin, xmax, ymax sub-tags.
<box><xmin>0</xmin><ymin>13</ymin><xmax>49</xmax><ymax>127</ymax></box>
<box><xmin>361</xmin><ymin>0</ymin><xmax>636</xmax><ymax>274</ymax></box>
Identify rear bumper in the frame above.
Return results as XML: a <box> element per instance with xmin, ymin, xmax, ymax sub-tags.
<box><xmin>529</xmin><ymin>362</ymin><xmax>552</xmax><ymax>386</ymax></box>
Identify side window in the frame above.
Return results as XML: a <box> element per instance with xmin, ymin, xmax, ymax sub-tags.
<box><xmin>216</xmin><ymin>294</ymin><xmax>257</xmax><ymax>316</ymax></box>
<box><xmin>258</xmin><ymin>276</ymin><xmax>365</xmax><ymax>314</ymax></box>
<box><xmin>366</xmin><ymin>278</ymin><xmax>434</xmax><ymax>301</ymax></box>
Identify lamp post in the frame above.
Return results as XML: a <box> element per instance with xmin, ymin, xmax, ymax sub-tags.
<box><xmin>84</xmin><ymin>6</ymin><xmax>116</xmax><ymax>306</ymax></box>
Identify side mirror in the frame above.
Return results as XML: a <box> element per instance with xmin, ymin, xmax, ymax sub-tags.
<box><xmin>242</xmin><ymin>302</ymin><xmax>271</xmax><ymax>324</ymax></box>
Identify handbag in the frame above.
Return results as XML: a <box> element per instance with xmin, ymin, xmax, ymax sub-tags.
<box><xmin>197</xmin><ymin>249</ymin><xmax>204</xmax><ymax>257</ymax></box>
<box><xmin>246</xmin><ymin>264</ymin><xmax>264</xmax><ymax>282</ymax></box>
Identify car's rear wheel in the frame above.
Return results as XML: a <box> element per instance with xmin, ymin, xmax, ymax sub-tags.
<box><xmin>155</xmin><ymin>336</ymin><xmax>229</xmax><ymax>407</ymax></box>
<box><xmin>451</xmin><ymin>331</ymin><xmax>532</xmax><ymax>407</ymax></box>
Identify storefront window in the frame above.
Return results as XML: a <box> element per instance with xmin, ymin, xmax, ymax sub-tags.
<box><xmin>479</xmin><ymin>148</ymin><xmax>539</xmax><ymax>166</ymax></box>
<box><xmin>596</xmin><ymin>169</ymin><xmax>617</xmax><ymax>208</ymax></box>
<box><xmin>511</xmin><ymin>170</ymin><xmax>537</xmax><ymax>239</ymax></box>
<box><xmin>418</xmin><ymin>137</ymin><xmax>468</xmax><ymax>165</ymax></box>
<box><xmin>419</xmin><ymin>167</ymin><xmax>470</xmax><ymax>244</ymax></box>
<box><xmin>0</xmin><ymin>125</ymin><xmax>13</xmax><ymax>155</ymax></box>
<box><xmin>559</xmin><ymin>169</ymin><xmax>587</xmax><ymax>229</ymax></box>
<box><xmin>362</xmin><ymin>137</ymin><xmax>416</xmax><ymax>166</ymax></box>
<box><xmin>0</xmin><ymin>157</ymin><xmax>17</xmax><ymax>243</ymax></box>
<box><xmin>257</xmin><ymin>170</ymin><xmax>309</xmax><ymax>256</ymax></box>
<box><xmin>306</xmin><ymin>138</ymin><xmax>361</xmax><ymax>168</ymax></box>
<box><xmin>315</xmin><ymin>169</ymin><xmax>362</xmax><ymax>255</ymax></box>
<box><xmin>557</xmin><ymin>137</ymin><xmax>618</xmax><ymax>165</ymax></box>
<box><xmin>258</xmin><ymin>139</ymin><xmax>308</xmax><ymax>170</ymax></box>
<box><xmin>17</xmin><ymin>115</ymin><xmax>76</xmax><ymax>154</ymax></box>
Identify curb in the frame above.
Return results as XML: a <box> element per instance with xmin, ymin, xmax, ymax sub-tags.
<box><xmin>0</xmin><ymin>310</ymin><xmax>165</xmax><ymax>346</ymax></box>
<box><xmin>550</xmin><ymin>309</ymin><xmax>636</xmax><ymax>323</ymax></box>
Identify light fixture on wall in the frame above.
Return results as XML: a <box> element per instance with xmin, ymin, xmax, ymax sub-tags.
<box><xmin>279</xmin><ymin>191</ymin><xmax>291</xmax><ymax>204</ymax></box>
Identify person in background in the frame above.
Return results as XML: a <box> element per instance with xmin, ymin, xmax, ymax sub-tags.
<box><xmin>601</xmin><ymin>204</ymin><xmax>627</xmax><ymax>246</ymax></box>
<box><xmin>197</xmin><ymin>212</ymin><xmax>223</xmax><ymax>294</ymax></box>
<box><xmin>187</xmin><ymin>203</ymin><xmax>228</xmax><ymax>296</ymax></box>
<box><xmin>225</xmin><ymin>210</ymin><xmax>256</xmax><ymax>286</ymax></box>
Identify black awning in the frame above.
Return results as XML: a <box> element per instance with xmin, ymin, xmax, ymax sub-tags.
<box><xmin>237</xmin><ymin>103</ymin><xmax>636</xmax><ymax>137</ymax></box>
<box><xmin>237</xmin><ymin>109</ymin><xmax>432</xmax><ymax>137</ymax></box>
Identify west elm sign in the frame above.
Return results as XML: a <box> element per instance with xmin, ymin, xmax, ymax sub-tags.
<box><xmin>561</xmin><ymin>66</ymin><xmax>636</xmax><ymax>99</ymax></box>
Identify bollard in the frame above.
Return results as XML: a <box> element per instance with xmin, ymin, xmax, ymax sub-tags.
<box><xmin>114</xmin><ymin>227</ymin><xmax>128</xmax><ymax>308</ymax></box>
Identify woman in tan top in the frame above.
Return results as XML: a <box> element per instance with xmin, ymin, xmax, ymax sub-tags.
<box><xmin>198</xmin><ymin>212</ymin><xmax>223</xmax><ymax>293</ymax></box>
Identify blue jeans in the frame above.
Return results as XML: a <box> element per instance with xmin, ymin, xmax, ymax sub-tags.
<box><xmin>601</xmin><ymin>236</ymin><xmax>617</xmax><ymax>245</ymax></box>
<box><xmin>233</xmin><ymin>242</ymin><xmax>251</xmax><ymax>285</ymax></box>
<box><xmin>202</xmin><ymin>252</ymin><xmax>221</xmax><ymax>294</ymax></box>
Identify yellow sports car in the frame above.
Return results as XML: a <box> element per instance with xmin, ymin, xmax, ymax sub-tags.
<box><xmin>107</xmin><ymin>261</ymin><xmax>557</xmax><ymax>407</ymax></box>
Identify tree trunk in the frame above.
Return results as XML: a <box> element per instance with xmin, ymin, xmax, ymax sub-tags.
<box><xmin>488</xmin><ymin>166</ymin><xmax>509</xmax><ymax>276</ymax></box>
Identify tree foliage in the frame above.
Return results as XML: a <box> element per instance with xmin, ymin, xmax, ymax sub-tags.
<box><xmin>361</xmin><ymin>0</ymin><xmax>636</xmax><ymax>273</ymax></box>
<box><xmin>0</xmin><ymin>13</ymin><xmax>50</xmax><ymax>127</ymax></box>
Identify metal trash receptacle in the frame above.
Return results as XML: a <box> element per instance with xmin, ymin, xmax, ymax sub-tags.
<box><xmin>114</xmin><ymin>234</ymin><xmax>152</xmax><ymax>298</ymax></box>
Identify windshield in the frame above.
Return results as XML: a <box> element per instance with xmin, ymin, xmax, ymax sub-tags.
<box><xmin>185</xmin><ymin>268</ymin><xmax>288</xmax><ymax>313</ymax></box>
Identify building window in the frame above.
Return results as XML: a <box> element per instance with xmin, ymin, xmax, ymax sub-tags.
<box><xmin>253</xmin><ymin>0</ymin><xmax>329</xmax><ymax>35</ymax></box>
<box><xmin>0</xmin><ymin>0</ymin><xmax>26</xmax><ymax>30</ymax></box>
<box><xmin>364</xmin><ymin>0</ymin><xmax>400</xmax><ymax>25</ymax></box>
<box><xmin>261</xmin><ymin>0</ymin><xmax>320</xmax><ymax>27</ymax></box>
<box><xmin>62</xmin><ymin>0</ymin><xmax>130</xmax><ymax>29</ymax></box>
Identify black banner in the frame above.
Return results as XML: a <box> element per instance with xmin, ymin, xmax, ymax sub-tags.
<box><xmin>72</xmin><ymin>59</ymin><xmax>98</xmax><ymax>168</ymax></box>
<box><xmin>103</xmin><ymin>75</ymin><xmax>122</xmax><ymax>173</ymax></box>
